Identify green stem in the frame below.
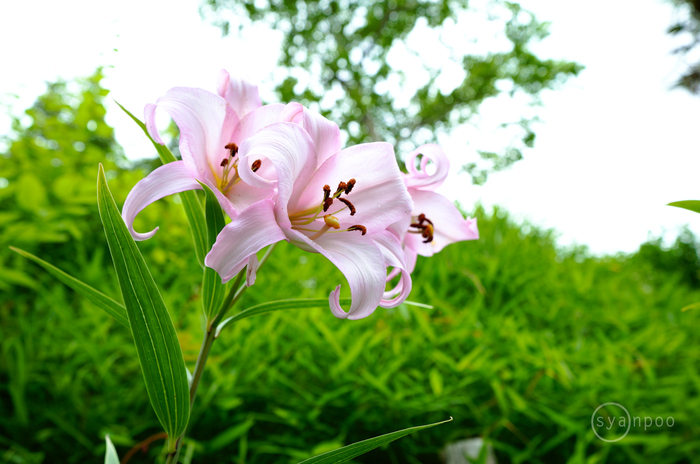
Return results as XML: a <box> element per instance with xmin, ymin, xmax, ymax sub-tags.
<box><xmin>166</xmin><ymin>244</ymin><xmax>277</xmax><ymax>463</ymax></box>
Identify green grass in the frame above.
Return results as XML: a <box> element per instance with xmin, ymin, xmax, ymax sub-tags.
<box><xmin>2</xmin><ymin>202</ymin><xmax>699</xmax><ymax>463</ymax></box>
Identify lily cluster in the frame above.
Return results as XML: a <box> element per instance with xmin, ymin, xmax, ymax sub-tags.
<box><xmin>122</xmin><ymin>71</ymin><xmax>478</xmax><ymax>320</ymax></box>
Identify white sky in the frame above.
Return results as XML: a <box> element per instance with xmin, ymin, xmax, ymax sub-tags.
<box><xmin>1</xmin><ymin>0</ymin><xmax>698</xmax><ymax>255</ymax></box>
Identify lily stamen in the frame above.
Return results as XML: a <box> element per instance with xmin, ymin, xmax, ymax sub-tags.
<box><xmin>289</xmin><ymin>178</ymin><xmax>365</xmax><ymax>241</ymax></box>
<box><xmin>410</xmin><ymin>213</ymin><xmax>435</xmax><ymax>243</ymax></box>
<box><xmin>323</xmin><ymin>197</ymin><xmax>334</xmax><ymax>212</ymax></box>
<box><xmin>347</xmin><ymin>225</ymin><xmax>367</xmax><ymax>235</ymax></box>
<box><xmin>337</xmin><ymin>198</ymin><xmax>356</xmax><ymax>216</ymax></box>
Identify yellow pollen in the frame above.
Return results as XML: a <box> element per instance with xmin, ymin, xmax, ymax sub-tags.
<box><xmin>323</xmin><ymin>214</ymin><xmax>340</xmax><ymax>229</ymax></box>
<box><xmin>424</xmin><ymin>223</ymin><xmax>434</xmax><ymax>236</ymax></box>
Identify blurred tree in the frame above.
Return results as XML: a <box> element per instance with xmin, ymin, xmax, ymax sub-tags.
<box><xmin>667</xmin><ymin>0</ymin><xmax>700</xmax><ymax>94</ymax></box>
<box><xmin>201</xmin><ymin>0</ymin><xmax>582</xmax><ymax>184</ymax></box>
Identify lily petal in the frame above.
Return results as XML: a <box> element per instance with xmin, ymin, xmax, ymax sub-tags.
<box><xmin>145</xmin><ymin>87</ymin><xmax>238</xmax><ymax>183</ymax></box>
<box><xmin>404</xmin><ymin>189</ymin><xmax>479</xmax><ymax>257</ymax></box>
<box><xmin>223</xmin><ymin>179</ymin><xmax>275</xmax><ymax>215</ymax></box>
<box><xmin>205</xmin><ymin>199</ymin><xmax>286</xmax><ymax>283</ymax></box>
<box><xmin>281</xmin><ymin>102</ymin><xmax>341</xmax><ymax>166</ymax></box>
<box><xmin>403</xmin><ymin>144</ymin><xmax>450</xmax><ymax>191</ymax></box>
<box><xmin>237</xmin><ymin>122</ymin><xmax>317</xmax><ymax>225</ymax></box>
<box><xmin>292</xmin><ymin>142</ymin><xmax>412</xmax><ymax>234</ymax></box>
<box><xmin>231</xmin><ymin>103</ymin><xmax>286</xmax><ymax>144</ymax></box>
<box><xmin>404</xmin><ymin>245</ymin><xmax>418</xmax><ymax>274</ymax></box>
<box><xmin>285</xmin><ymin>228</ymin><xmax>386</xmax><ymax>320</ymax></box>
<box><xmin>246</xmin><ymin>253</ymin><xmax>259</xmax><ymax>287</ymax></box>
<box><xmin>371</xmin><ymin>231</ymin><xmax>412</xmax><ymax>308</ymax></box>
<box><xmin>217</xmin><ymin>69</ymin><xmax>262</xmax><ymax>118</ymax></box>
<box><xmin>122</xmin><ymin>161</ymin><xmax>202</xmax><ymax>241</ymax></box>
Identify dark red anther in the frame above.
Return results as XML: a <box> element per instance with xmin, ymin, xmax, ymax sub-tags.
<box><xmin>337</xmin><ymin>197</ymin><xmax>356</xmax><ymax>216</ymax></box>
<box><xmin>224</xmin><ymin>142</ymin><xmax>238</xmax><ymax>155</ymax></box>
<box><xmin>348</xmin><ymin>225</ymin><xmax>367</xmax><ymax>235</ymax></box>
<box><xmin>336</xmin><ymin>181</ymin><xmax>347</xmax><ymax>195</ymax></box>
<box><xmin>251</xmin><ymin>159</ymin><xmax>262</xmax><ymax>172</ymax></box>
<box><xmin>220</xmin><ymin>158</ymin><xmax>229</xmax><ymax>167</ymax></box>
<box><xmin>345</xmin><ymin>178</ymin><xmax>356</xmax><ymax>194</ymax></box>
<box><xmin>323</xmin><ymin>197</ymin><xmax>334</xmax><ymax>212</ymax></box>
<box><xmin>323</xmin><ymin>184</ymin><xmax>331</xmax><ymax>202</ymax></box>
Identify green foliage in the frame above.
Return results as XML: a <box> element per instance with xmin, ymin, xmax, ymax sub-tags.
<box><xmin>3</xmin><ymin>73</ymin><xmax>700</xmax><ymax>464</ymax></box>
<box><xmin>201</xmin><ymin>0</ymin><xmax>582</xmax><ymax>183</ymax></box>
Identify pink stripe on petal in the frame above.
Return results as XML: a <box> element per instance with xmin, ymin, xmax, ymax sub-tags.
<box><xmin>121</xmin><ymin>161</ymin><xmax>201</xmax><ymax>241</ymax></box>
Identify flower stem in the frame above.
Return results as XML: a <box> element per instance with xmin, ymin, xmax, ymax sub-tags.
<box><xmin>165</xmin><ymin>244</ymin><xmax>277</xmax><ymax>463</ymax></box>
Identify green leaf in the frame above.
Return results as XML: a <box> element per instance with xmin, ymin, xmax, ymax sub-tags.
<box><xmin>208</xmin><ymin>416</ymin><xmax>255</xmax><ymax>452</ymax></box>
<box><xmin>115</xmin><ymin>100</ymin><xmax>208</xmax><ymax>266</ymax></box>
<box><xmin>681</xmin><ymin>302</ymin><xmax>700</xmax><ymax>312</ymax></box>
<box><xmin>10</xmin><ymin>246</ymin><xmax>129</xmax><ymax>328</ymax></box>
<box><xmin>215</xmin><ymin>298</ymin><xmax>352</xmax><ymax>338</ymax></box>
<box><xmin>297</xmin><ymin>418</ymin><xmax>452</xmax><ymax>463</ymax></box>
<box><xmin>199</xmin><ymin>182</ymin><xmax>227</xmax><ymax>323</ymax></box>
<box><xmin>104</xmin><ymin>435</ymin><xmax>119</xmax><ymax>464</ymax></box>
<box><xmin>668</xmin><ymin>200</ymin><xmax>700</xmax><ymax>214</ymax></box>
<box><xmin>97</xmin><ymin>164</ymin><xmax>189</xmax><ymax>450</ymax></box>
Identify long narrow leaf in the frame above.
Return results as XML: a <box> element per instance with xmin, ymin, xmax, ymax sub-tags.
<box><xmin>104</xmin><ymin>435</ymin><xmax>119</xmax><ymax>464</ymax></box>
<box><xmin>199</xmin><ymin>182</ymin><xmax>227</xmax><ymax>323</ymax></box>
<box><xmin>298</xmin><ymin>418</ymin><xmax>452</xmax><ymax>464</ymax></box>
<box><xmin>668</xmin><ymin>200</ymin><xmax>700</xmax><ymax>214</ymax></box>
<box><xmin>215</xmin><ymin>298</ymin><xmax>352</xmax><ymax>338</ymax></box>
<box><xmin>215</xmin><ymin>298</ymin><xmax>432</xmax><ymax>338</ymax></box>
<box><xmin>10</xmin><ymin>246</ymin><xmax>128</xmax><ymax>328</ymax></box>
<box><xmin>97</xmin><ymin>164</ymin><xmax>189</xmax><ymax>450</ymax></box>
<box><xmin>115</xmin><ymin>100</ymin><xmax>208</xmax><ymax>266</ymax></box>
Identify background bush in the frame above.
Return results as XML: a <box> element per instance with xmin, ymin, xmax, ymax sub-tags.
<box><xmin>1</xmin><ymin>74</ymin><xmax>699</xmax><ymax>464</ymax></box>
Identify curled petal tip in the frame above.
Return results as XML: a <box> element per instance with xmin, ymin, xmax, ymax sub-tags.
<box><xmin>131</xmin><ymin>226</ymin><xmax>159</xmax><ymax>242</ymax></box>
<box><xmin>329</xmin><ymin>285</ymin><xmax>349</xmax><ymax>319</ymax></box>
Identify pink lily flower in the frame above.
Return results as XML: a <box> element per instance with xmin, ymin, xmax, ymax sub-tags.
<box><xmin>205</xmin><ymin>121</ymin><xmax>414</xmax><ymax>319</ymax></box>
<box><xmin>122</xmin><ymin>70</ymin><xmax>293</xmax><ymax>240</ymax></box>
<box><xmin>389</xmin><ymin>144</ymin><xmax>479</xmax><ymax>274</ymax></box>
<box><xmin>122</xmin><ymin>70</ymin><xmax>344</xmax><ymax>243</ymax></box>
